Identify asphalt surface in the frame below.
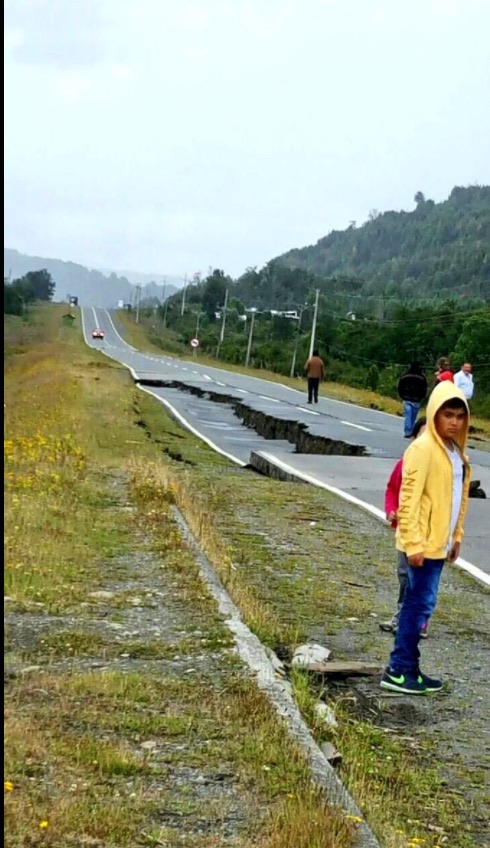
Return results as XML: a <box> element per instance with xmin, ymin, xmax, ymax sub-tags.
<box><xmin>82</xmin><ymin>307</ymin><xmax>489</xmax><ymax>579</ymax></box>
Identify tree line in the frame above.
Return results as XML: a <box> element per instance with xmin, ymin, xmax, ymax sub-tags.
<box><xmin>4</xmin><ymin>270</ymin><xmax>55</xmax><ymax>315</ymax></box>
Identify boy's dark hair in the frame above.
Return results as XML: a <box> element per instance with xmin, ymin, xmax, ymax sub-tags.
<box><xmin>312</xmin><ymin>349</ymin><xmax>319</xmax><ymax>357</ymax></box>
<box><xmin>411</xmin><ymin>416</ymin><xmax>427</xmax><ymax>438</ymax></box>
<box><xmin>439</xmin><ymin>398</ymin><xmax>468</xmax><ymax>412</ymax></box>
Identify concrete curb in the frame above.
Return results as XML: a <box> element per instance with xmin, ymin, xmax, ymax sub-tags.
<box><xmin>171</xmin><ymin>504</ymin><xmax>382</xmax><ymax>848</ymax></box>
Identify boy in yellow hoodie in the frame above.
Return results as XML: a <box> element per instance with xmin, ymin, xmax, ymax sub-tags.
<box><xmin>381</xmin><ymin>382</ymin><xmax>471</xmax><ymax>695</ymax></box>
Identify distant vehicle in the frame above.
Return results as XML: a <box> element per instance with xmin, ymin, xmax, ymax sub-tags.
<box><xmin>92</xmin><ymin>328</ymin><xmax>105</xmax><ymax>339</ymax></box>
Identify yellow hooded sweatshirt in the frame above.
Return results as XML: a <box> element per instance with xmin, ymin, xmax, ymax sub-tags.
<box><xmin>396</xmin><ymin>381</ymin><xmax>471</xmax><ymax>560</ymax></box>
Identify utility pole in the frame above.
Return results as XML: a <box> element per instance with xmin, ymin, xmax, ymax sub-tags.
<box><xmin>135</xmin><ymin>285</ymin><xmax>142</xmax><ymax>324</ymax></box>
<box><xmin>216</xmin><ymin>288</ymin><xmax>229</xmax><ymax>358</ymax></box>
<box><xmin>245</xmin><ymin>308</ymin><xmax>257</xmax><ymax>367</ymax></box>
<box><xmin>308</xmin><ymin>289</ymin><xmax>320</xmax><ymax>359</ymax></box>
<box><xmin>161</xmin><ymin>278</ymin><xmax>167</xmax><ymax>328</ymax></box>
<box><xmin>180</xmin><ymin>274</ymin><xmax>188</xmax><ymax>316</ymax></box>
<box><xmin>195</xmin><ymin>310</ymin><xmax>203</xmax><ymax>338</ymax></box>
<box><xmin>290</xmin><ymin>305</ymin><xmax>308</xmax><ymax>378</ymax></box>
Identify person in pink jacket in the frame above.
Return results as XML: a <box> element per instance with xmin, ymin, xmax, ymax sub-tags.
<box><xmin>380</xmin><ymin>417</ymin><xmax>428</xmax><ymax>636</ymax></box>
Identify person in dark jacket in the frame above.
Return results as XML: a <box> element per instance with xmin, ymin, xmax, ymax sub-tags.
<box><xmin>398</xmin><ymin>362</ymin><xmax>428</xmax><ymax>438</ymax></box>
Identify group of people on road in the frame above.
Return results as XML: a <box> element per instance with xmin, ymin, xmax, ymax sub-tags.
<box><xmin>305</xmin><ymin>351</ymin><xmax>475</xmax><ymax>424</ymax></box>
<box><xmin>398</xmin><ymin>357</ymin><xmax>474</xmax><ymax>438</ymax></box>
<box><xmin>303</xmin><ymin>349</ymin><xmax>474</xmax><ymax>695</ymax></box>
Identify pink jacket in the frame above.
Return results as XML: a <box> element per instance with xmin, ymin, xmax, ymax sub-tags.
<box><xmin>384</xmin><ymin>458</ymin><xmax>403</xmax><ymax>528</ymax></box>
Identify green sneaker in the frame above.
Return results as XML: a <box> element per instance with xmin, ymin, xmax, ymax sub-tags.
<box><xmin>417</xmin><ymin>670</ymin><xmax>443</xmax><ymax>692</ymax></box>
<box><xmin>380</xmin><ymin>670</ymin><xmax>427</xmax><ymax>695</ymax></box>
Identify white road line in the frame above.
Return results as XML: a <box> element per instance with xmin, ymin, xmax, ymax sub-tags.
<box><xmin>455</xmin><ymin>558</ymin><xmax>490</xmax><ymax>586</ymax></box>
<box><xmin>237</xmin><ymin>389</ymin><xmax>249</xmax><ymax>394</ymax></box>
<box><xmin>198</xmin><ymin>422</ymin><xmax>233</xmax><ymax>429</ymax></box>
<box><xmin>256</xmin><ymin>452</ymin><xmax>490</xmax><ymax>589</ymax></box>
<box><xmin>259</xmin><ymin>396</ymin><xmax>280</xmax><ymax>403</ymax></box>
<box><xmin>216</xmin><ymin>381</ymin><xmax>226</xmax><ymax>387</ymax></box>
<box><xmin>203</xmin><ymin>375</ymin><xmax>213</xmax><ymax>381</ymax></box>
<box><xmin>137</xmin><ymin>386</ymin><xmax>246</xmax><ymax>467</ymax></box>
<box><xmin>101</xmin><ymin>309</ymin><xmax>136</xmax><ymax>350</ymax></box>
<box><xmin>297</xmin><ymin>406</ymin><xmax>320</xmax><ymax>416</ymax></box>
<box><xmin>80</xmin><ymin>307</ymin><xmax>88</xmax><ymax>343</ymax></box>
<box><xmin>341</xmin><ymin>420</ymin><xmax>373</xmax><ymax>432</ymax></box>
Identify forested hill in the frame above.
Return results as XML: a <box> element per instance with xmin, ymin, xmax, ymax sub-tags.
<box><xmin>277</xmin><ymin>186</ymin><xmax>490</xmax><ymax>302</ymax></box>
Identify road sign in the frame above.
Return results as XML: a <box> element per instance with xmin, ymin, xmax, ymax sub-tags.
<box><xmin>190</xmin><ymin>338</ymin><xmax>200</xmax><ymax>349</ymax></box>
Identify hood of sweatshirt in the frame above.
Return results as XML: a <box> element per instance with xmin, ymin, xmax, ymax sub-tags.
<box><xmin>425</xmin><ymin>381</ymin><xmax>469</xmax><ymax>454</ymax></box>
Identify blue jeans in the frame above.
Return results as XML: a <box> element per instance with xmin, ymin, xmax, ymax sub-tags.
<box><xmin>388</xmin><ymin>558</ymin><xmax>444</xmax><ymax>674</ymax></box>
<box><xmin>393</xmin><ymin>551</ymin><xmax>409</xmax><ymax>624</ymax></box>
<box><xmin>403</xmin><ymin>401</ymin><xmax>421</xmax><ymax>437</ymax></box>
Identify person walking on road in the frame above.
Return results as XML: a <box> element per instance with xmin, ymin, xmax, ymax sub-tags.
<box><xmin>380</xmin><ymin>417</ymin><xmax>428</xmax><ymax>637</ymax></box>
<box><xmin>398</xmin><ymin>362</ymin><xmax>428</xmax><ymax>438</ymax></box>
<box><xmin>380</xmin><ymin>382</ymin><xmax>471</xmax><ymax>695</ymax></box>
<box><xmin>304</xmin><ymin>349</ymin><xmax>325</xmax><ymax>404</ymax></box>
<box><xmin>454</xmin><ymin>362</ymin><xmax>474</xmax><ymax>402</ymax></box>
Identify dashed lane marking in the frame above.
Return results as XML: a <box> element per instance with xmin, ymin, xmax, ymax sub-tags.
<box><xmin>341</xmin><ymin>420</ymin><xmax>373</xmax><ymax>432</ymax></box>
<box><xmin>297</xmin><ymin>406</ymin><xmax>320</xmax><ymax>416</ymax></box>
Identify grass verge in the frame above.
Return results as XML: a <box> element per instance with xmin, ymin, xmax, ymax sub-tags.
<box><xmin>4</xmin><ymin>307</ymin><xmax>356</xmax><ymax>848</ymax></box>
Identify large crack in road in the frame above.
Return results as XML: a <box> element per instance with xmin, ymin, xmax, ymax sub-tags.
<box><xmin>134</xmin><ymin>376</ymin><xmax>367</xmax><ymax>458</ymax></box>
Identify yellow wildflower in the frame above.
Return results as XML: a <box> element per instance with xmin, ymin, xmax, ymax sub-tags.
<box><xmin>4</xmin><ymin>780</ymin><xmax>14</xmax><ymax>792</ymax></box>
<box><xmin>39</xmin><ymin>820</ymin><xmax>49</xmax><ymax>829</ymax></box>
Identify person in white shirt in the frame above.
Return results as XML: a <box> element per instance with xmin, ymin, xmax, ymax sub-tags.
<box><xmin>454</xmin><ymin>363</ymin><xmax>474</xmax><ymax>401</ymax></box>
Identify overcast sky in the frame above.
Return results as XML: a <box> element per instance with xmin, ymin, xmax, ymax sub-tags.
<box><xmin>4</xmin><ymin>0</ymin><xmax>490</xmax><ymax>280</ymax></box>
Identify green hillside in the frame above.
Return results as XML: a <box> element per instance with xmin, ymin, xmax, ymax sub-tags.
<box><xmin>277</xmin><ymin>185</ymin><xmax>490</xmax><ymax>304</ymax></box>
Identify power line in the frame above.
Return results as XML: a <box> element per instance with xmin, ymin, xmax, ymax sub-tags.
<box><xmin>328</xmin><ymin>345</ymin><xmax>406</xmax><ymax>368</ymax></box>
<box><xmin>328</xmin><ymin>345</ymin><xmax>490</xmax><ymax>370</ymax></box>
<box><xmin>319</xmin><ymin>305</ymin><xmax>489</xmax><ymax>327</ymax></box>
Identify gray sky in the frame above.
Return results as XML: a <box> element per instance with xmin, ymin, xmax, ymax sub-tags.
<box><xmin>4</xmin><ymin>0</ymin><xmax>490</xmax><ymax>280</ymax></box>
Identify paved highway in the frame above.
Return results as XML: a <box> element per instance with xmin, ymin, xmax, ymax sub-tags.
<box><xmin>82</xmin><ymin>307</ymin><xmax>489</xmax><ymax>582</ymax></box>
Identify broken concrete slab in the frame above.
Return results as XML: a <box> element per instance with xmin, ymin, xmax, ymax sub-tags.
<box><xmin>292</xmin><ymin>643</ymin><xmax>332</xmax><ymax>667</ymax></box>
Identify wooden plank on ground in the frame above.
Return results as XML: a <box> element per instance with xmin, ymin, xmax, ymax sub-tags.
<box><xmin>298</xmin><ymin>661</ymin><xmax>382</xmax><ymax>676</ymax></box>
